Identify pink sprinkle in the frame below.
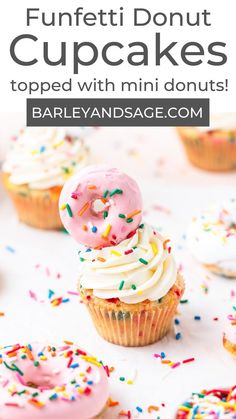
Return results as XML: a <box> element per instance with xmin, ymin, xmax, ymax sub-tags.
<box><xmin>153</xmin><ymin>205</ymin><xmax>171</xmax><ymax>215</ymax></box>
<box><xmin>16</xmin><ymin>373</ymin><xmax>26</xmax><ymax>386</ymax></box>
<box><xmin>29</xmin><ymin>290</ymin><xmax>37</xmax><ymax>301</ymax></box>
<box><xmin>231</xmin><ymin>290</ymin><xmax>236</xmax><ymax>298</ymax></box>
<box><xmin>56</xmin><ymin>273</ymin><xmax>61</xmax><ymax>279</ymax></box>
<box><xmin>61</xmin><ymin>397</ymin><xmax>72</xmax><ymax>402</ymax></box>
<box><xmin>35</xmin><ymin>264</ymin><xmax>40</xmax><ymax>269</ymax></box>
<box><xmin>2</xmin><ymin>380</ymin><xmax>9</xmax><ymax>388</ymax></box>
<box><xmin>67</xmin><ymin>291</ymin><xmax>79</xmax><ymax>296</ymax></box>
<box><xmin>45</xmin><ymin>267</ymin><xmax>51</xmax><ymax>277</ymax></box>
<box><xmin>153</xmin><ymin>353</ymin><xmax>161</xmax><ymax>358</ymax></box>
<box><xmin>171</xmin><ymin>362</ymin><xmax>181</xmax><ymax>369</ymax></box>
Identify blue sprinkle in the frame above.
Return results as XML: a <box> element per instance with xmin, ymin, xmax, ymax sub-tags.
<box><xmin>50</xmin><ymin>393</ymin><xmax>58</xmax><ymax>400</ymax></box>
<box><xmin>136</xmin><ymin>406</ymin><xmax>143</xmax><ymax>413</ymax></box>
<box><xmin>160</xmin><ymin>352</ymin><xmax>166</xmax><ymax>359</ymax></box>
<box><xmin>86</xmin><ymin>248</ymin><xmax>92</xmax><ymax>252</ymax></box>
<box><xmin>37</xmin><ymin>351</ymin><xmax>43</xmax><ymax>357</ymax></box>
<box><xmin>91</xmin><ymin>226</ymin><xmax>97</xmax><ymax>233</ymax></box>
<box><xmin>71</xmin><ymin>396</ymin><xmax>76</xmax><ymax>401</ymax></box>
<box><xmin>87</xmin><ymin>380</ymin><xmax>94</xmax><ymax>385</ymax></box>
<box><xmin>5</xmin><ymin>246</ymin><xmax>15</xmax><ymax>253</ymax></box>
<box><xmin>48</xmin><ymin>289</ymin><xmax>55</xmax><ymax>299</ymax></box>
<box><xmin>175</xmin><ymin>332</ymin><xmax>182</xmax><ymax>340</ymax></box>
<box><xmin>28</xmin><ymin>344</ymin><xmax>32</xmax><ymax>351</ymax></box>
<box><xmin>194</xmin><ymin>315</ymin><xmax>201</xmax><ymax>321</ymax></box>
<box><xmin>75</xmin><ymin>384</ymin><xmax>80</xmax><ymax>388</ymax></box>
<box><xmin>40</xmin><ymin>145</ymin><xmax>46</xmax><ymax>153</ymax></box>
<box><xmin>70</xmin><ymin>363</ymin><xmax>79</xmax><ymax>369</ymax></box>
<box><xmin>62</xmin><ymin>298</ymin><xmax>70</xmax><ymax>303</ymax></box>
<box><xmin>0</xmin><ymin>355</ymin><xmax>2</xmax><ymax>358</ymax></box>
<box><xmin>174</xmin><ymin>318</ymin><xmax>180</xmax><ymax>325</ymax></box>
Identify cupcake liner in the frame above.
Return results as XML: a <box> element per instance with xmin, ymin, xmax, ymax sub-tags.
<box><xmin>177</xmin><ymin>128</ymin><xmax>236</xmax><ymax>172</ymax></box>
<box><xmin>2</xmin><ymin>173</ymin><xmax>63</xmax><ymax>230</ymax></box>
<box><xmin>80</xmin><ymin>274</ymin><xmax>185</xmax><ymax>347</ymax></box>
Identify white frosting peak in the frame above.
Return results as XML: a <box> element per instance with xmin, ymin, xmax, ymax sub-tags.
<box><xmin>79</xmin><ymin>223</ymin><xmax>177</xmax><ymax>304</ymax></box>
<box><xmin>3</xmin><ymin>127</ymin><xmax>89</xmax><ymax>189</ymax></box>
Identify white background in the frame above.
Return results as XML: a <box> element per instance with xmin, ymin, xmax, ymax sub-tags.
<box><xmin>0</xmin><ymin>0</ymin><xmax>236</xmax><ymax>112</ymax></box>
<box><xmin>0</xmin><ymin>125</ymin><xmax>236</xmax><ymax>418</ymax></box>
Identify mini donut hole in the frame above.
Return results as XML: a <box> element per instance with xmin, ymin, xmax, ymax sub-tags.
<box><xmin>91</xmin><ymin>198</ymin><xmax>109</xmax><ymax>216</ymax></box>
<box><xmin>22</xmin><ymin>366</ymin><xmax>64</xmax><ymax>389</ymax></box>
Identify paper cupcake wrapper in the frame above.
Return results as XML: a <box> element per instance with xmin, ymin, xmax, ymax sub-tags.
<box><xmin>177</xmin><ymin>128</ymin><xmax>236</xmax><ymax>172</ymax></box>
<box><xmin>2</xmin><ymin>173</ymin><xmax>63</xmax><ymax>230</ymax></box>
<box><xmin>82</xmin><ymin>276</ymin><xmax>185</xmax><ymax>347</ymax></box>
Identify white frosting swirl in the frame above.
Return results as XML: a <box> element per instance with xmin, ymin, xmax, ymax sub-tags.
<box><xmin>188</xmin><ymin>199</ymin><xmax>236</xmax><ymax>271</ymax></box>
<box><xmin>3</xmin><ymin>127</ymin><xmax>89</xmax><ymax>189</ymax></box>
<box><xmin>198</xmin><ymin>113</ymin><xmax>236</xmax><ymax>132</ymax></box>
<box><xmin>79</xmin><ymin>223</ymin><xmax>177</xmax><ymax>304</ymax></box>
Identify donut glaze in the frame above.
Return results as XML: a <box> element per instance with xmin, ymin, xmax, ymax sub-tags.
<box><xmin>59</xmin><ymin>166</ymin><xmax>143</xmax><ymax>248</ymax></box>
<box><xmin>0</xmin><ymin>343</ymin><xmax>109</xmax><ymax>419</ymax></box>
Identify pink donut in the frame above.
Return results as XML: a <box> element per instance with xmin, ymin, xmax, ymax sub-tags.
<box><xmin>0</xmin><ymin>342</ymin><xmax>109</xmax><ymax>419</ymax></box>
<box><xmin>59</xmin><ymin>165</ymin><xmax>143</xmax><ymax>248</ymax></box>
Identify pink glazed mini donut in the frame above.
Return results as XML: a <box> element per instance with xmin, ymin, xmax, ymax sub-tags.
<box><xmin>0</xmin><ymin>342</ymin><xmax>109</xmax><ymax>419</ymax></box>
<box><xmin>59</xmin><ymin>165</ymin><xmax>143</xmax><ymax>248</ymax></box>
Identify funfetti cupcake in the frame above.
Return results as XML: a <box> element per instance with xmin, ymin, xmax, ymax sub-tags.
<box><xmin>177</xmin><ymin>113</ymin><xmax>236</xmax><ymax>171</ymax></box>
<box><xmin>188</xmin><ymin>199</ymin><xmax>236</xmax><ymax>278</ymax></box>
<box><xmin>2</xmin><ymin>127</ymin><xmax>89</xmax><ymax>230</ymax></box>
<box><xmin>59</xmin><ymin>165</ymin><xmax>185</xmax><ymax>347</ymax></box>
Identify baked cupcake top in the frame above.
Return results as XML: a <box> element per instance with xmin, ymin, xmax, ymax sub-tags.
<box><xmin>2</xmin><ymin>127</ymin><xmax>89</xmax><ymax>189</ymax></box>
<box><xmin>187</xmin><ymin>199</ymin><xmax>236</xmax><ymax>272</ymax></box>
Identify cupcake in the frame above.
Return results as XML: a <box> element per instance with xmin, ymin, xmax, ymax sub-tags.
<box><xmin>59</xmin><ymin>165</ymin><xmax>185</xmax><ymax>347</ymax></box>
<box><xmin>177</xmin><ymin>113</ymin><xmax>236</xmax><ymax>171</ymax></box>
<box><xmin>188</xmin><ymin>199</ymin><xmax>236</xmax><ymax>278</ymax></box>
<box><xmin>0</xmin><ymin>342</ymin><xmax>109</xmax><ymax>418</ymax></box>
<box><xmin>223</xmin><ymin>307</ymin><xmax>236</xmax><ymax>357</ymax></box>
<box><xmin>2</xmin><ymin>127</ymin><xmax>89</xmax><ymax>229</ymax></box>
<box><xmin>176</xmin><ymin>387</ymin><xmax>236</xmax><ymax>418</ymax></box>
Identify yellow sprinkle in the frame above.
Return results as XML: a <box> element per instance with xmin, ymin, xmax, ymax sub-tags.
<box><xmin>40</xmin><ymin>356</ymin><xmax>48</xmax><ymax>361</ymax></box>
<box><xmin>102</xmin><ymin>224</ymin><xmax>111</xmax><ymax>239</ymax></box>
<box><xmin>80</xmin><ymin>355</ymin><xmax>102</xmax><ymax>368</ymax></box>
<box><xmin>77</xmin><ymin>388</ymin><xmax>84</xmax><ymax>394</ymax></box>
<box><xmin>127</xmin><ymin>380</ymin><xmax>133</xmax><ymax>385</ymax></box>
<box><xmin>137</xmin><ymin>290</ymin><xmax>143</xmax><ymax>296</ymax></box>
<box><xmin>53</xmin><ymin>140</ymin><xmax>64</xmax><ymax>148</ymax></box>
<box><xmin>111</xmin><ymin>250</ymin><xmax>122</xmax><ymax>257</ymax></box>
<box><xmin>178</xmin><ymin>406</ymin><xmax>191</xmax><ymax>412</ymax></box>
<box><xmin>60</xmin><ymin>203</ymin><xmax>67</xmax><ymax>210</ymax></box>
<box><xmin>31</xmin><ymin>150</ymin><xmax>39</xmax><ymax>155</ymax></box>
<box><xmin>79</xmin><ymin>372</ymin><xmax>85</xmax><ymax>377</ymax></box>
<box><xmin>55</xmin><ymin>386</ymin><xmax>65</xmax><ymax>392</ymax></box>
<box><xmin>151</xmin><ymin>241</ymin><xmax>158</xmax><ymax>255</ymax></box>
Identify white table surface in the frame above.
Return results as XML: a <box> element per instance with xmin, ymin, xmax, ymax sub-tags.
<box><xmin>0</xmin><ymin>125</ymin><xmax>236</xmax><ymax>418</ymax></box>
